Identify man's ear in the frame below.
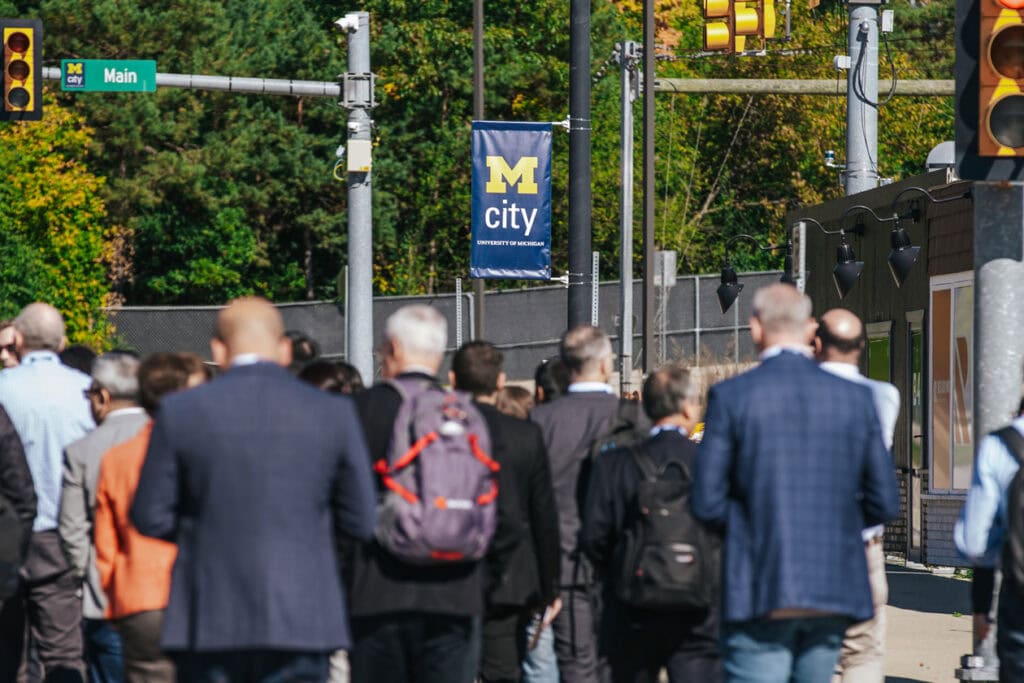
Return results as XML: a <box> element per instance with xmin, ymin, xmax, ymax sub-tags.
<box><xmin>210</xmin><ymin>338</ymin><xmax>228</xmax><ymax>368</ymax></box>
<box><xmin>496</xmin><ymin>371</ymin><xmax>507</xmax><ymax>391</ymax></box>
<box><xmin>812</xmin><ymin>334</ymin><xmax>823</xmax><ymax>357</ymax></box>
<box><xmin>448</xmin><ymin>370</ymin><xmax>457</xmax><ymax>389</ymax></box>
<box><xmin>749</xmin><ymin>317</ymin><xmax>764</xmax><ymax>347</ymax></box>
<box><xmin>57</xmin><ymin>336</ymin><xmax>68</xmax><ymax>353</ymax></box>
<box><xmin>277</xmin><ymin>338</ymin><xmax>293</xmax><ymax>368</ymax></box>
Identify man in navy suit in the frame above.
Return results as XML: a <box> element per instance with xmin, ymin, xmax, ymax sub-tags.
<box><xmin>692</xmin><ymin>284</ymin><xmax>899</xmax><ymax>683</ymax></box>
<box><xmin>131</xmin><ymin>297</ymin><xmax>377</xmax><ymax>683</ymax></box>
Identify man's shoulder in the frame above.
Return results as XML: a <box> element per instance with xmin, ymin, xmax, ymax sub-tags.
<box><xmin>531</xmin><ymin>391</ymin><xmax>619</xmax><ymax>420</ymax></box>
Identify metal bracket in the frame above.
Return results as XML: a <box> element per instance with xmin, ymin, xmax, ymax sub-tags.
<box><xmin>340</xmin><ymin>72</ymin><xmax>376</xmax><ymax>109</ymax></box>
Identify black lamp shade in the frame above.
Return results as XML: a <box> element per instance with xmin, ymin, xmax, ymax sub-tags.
<box><xmin>888</xmin><ymin>226</ymin><xmax>920</xmax><ymax>287</ymax></box>
<box><xmin>832</xmin><ymin>242</ymin><xmax>864</xmax><ymax>299</ymax></box>
<box><xmin>717</xmin><ymin>264</ymin><xmax>744</xmax><ymax>313</ymax></box>
<box><xmin>780</xmin><ymin>254</ymin><xmax>796</xmax><ymax>285</ymax></box>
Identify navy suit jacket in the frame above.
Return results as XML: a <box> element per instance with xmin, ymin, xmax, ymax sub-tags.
<box><xmin>691</xmin><ymin>351</ymin><xmax>899</xmax><ymax>624</ymax></box>
<box><xmin>131</xmin><ymin>362</ymin><xmax>376</xmax><ymax>652</ymax></box>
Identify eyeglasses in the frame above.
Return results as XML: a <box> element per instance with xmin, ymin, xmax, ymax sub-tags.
<box><xmin>83</xmin><ymin>386</ymin><xmax>104</xmax><ymax>399</ymax></box>
<box><xmin>0</xmin><ymin>344</ymin><xmax>15</xmax><ymax>355</ymax></box>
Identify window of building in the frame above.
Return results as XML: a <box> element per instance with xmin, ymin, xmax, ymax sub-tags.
<box><xmin>866</xmin><ymin>322</ymin><xmax>893</xmax><ymax>384</ymax></box>
<box><xmin>929</xmin><ymin>273</ymin><xmax>974</xmax><ymax>492</ymax></box>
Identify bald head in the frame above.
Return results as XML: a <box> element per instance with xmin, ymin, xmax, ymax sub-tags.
<box><xmin>211</xmin><ymin>297</ymin><xmax>290</xmax><ymax>367</ymax></box>
<box><xmin>14</xmin><ymin>303</ymin><xmax>66</xmax><ymax>353</ymax></box>
<box><xmin>750</xmin><ymin>284</ymin><xmax>815</xmax><ymax>350</ymax></box>
<box><xmin>815</xmin><ymin>308</ymin><xmax>865</xmax><ymax>364</ymax></box>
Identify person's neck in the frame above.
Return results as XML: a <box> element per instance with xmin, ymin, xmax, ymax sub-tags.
<box><xmin>571</xmin><ymin>374</ymin><xmax>609</xmax><ymax>385</ymax></box>
<box><xmin>108</xmin><ymin>400</ymin><xmax>139</xmax><ymax>414</ymax></box>
<box><xmin>656</xmin><ymin>415</ymin><xmax>690</xmax><ymax>430</ymax></box>
<box><xmin>474</xmin><ymin>391</ymin><xmax>498</xmax><ymax>405</ymax></box>
<box><xmin>759</xmin><ymin>336</ymin><xmax>808</xmax><ymax>353</ymax></box>
<box><xmin>821</xmin><ymin>353</ymin><xmax>859</xmax><ymax>367</ymax></box>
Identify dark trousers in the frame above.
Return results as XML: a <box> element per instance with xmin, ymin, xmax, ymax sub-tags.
<box><xmin>117</xmin><ymin>610</ymin><xmax>175</xmax><ymax>683</ymax></box>
<box><xmin>552</xmin><ymin>587</ymin><xmax>601</xmax><ymax>683</ymax></box>
<box><xmin>350</xmin><ymin>612</ymin><xmax>476</xmax><ymax>683</ymax></box>
<box><xmin>171</xmin><ymin>650</ymin><xmax>328</xmax><ymax>683</ymax></box>
<box><xmin>83</xmin><ymin>618</ymin><xmax>123</xmax><ymax>683</ymax></box>
<box><xmin>480</xmin><ymin>607</ymin><xmax>531</xmax><ymax>683</ymax></box>
<box><xmin>605</xmin><ymin>604</ymin><xmax>722</xmax><ymax>683</ymax></box>
<box><xmin>0</xmin><ymin>531</ymin><xmax>85</xmax><ymax>683</ymax></box>
<box><xmin>999</xmin><ymin>583</ymin><xmax>1024</xmax><ymax>683</ymax></box>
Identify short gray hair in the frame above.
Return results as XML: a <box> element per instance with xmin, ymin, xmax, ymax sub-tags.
<box><xmin>642</xmin><ymin>365</ymin><xmax>700</xmax><ymax>422</ymax></box>
<box><xmin>14</xmin><ymin>303</ymin><xmax>65</xmax><ymax>351</ymax></box>
<box><xmin>92</xmin><ymin>352</ymin><xmax>141</xmax><ymax>401</ymax></box>
<box><xmin>560</xmin><ymin>325</ymin><xmax>613</xmax><ymax>377</ymax></box>
<box><xmin>385</xmin><ymin>305</ymin><xmax>447</xmax><ymax>356</ymax></box>
<box><xmin>752</xmin><ymin>284</ymin><xmax>812</xmax><ymax>337</ymax></box>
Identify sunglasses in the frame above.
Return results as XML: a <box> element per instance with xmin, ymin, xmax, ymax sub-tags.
<box><xmin>0</xmin><ymin>344</ymin><xmax>15</xmax><ymax>355</ymax></box>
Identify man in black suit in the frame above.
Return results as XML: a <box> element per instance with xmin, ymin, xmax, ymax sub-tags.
<box><xmin>530</xmin><ymin>325</ymin><xmax>649</xmax><ymax>683</ymax></box>
<box><xmin>450</xmin><ymin>341</ymin><xmax>560</xmax><ymax>683</ymax></box>
<box><xmin>131</xmin><ymin>297</ymin><xmax>377</xmax><ymax>682</ymax></box>
<box><xmin>346</xmin><ymin>304</ymin><xmax>484</xmax><ymax>683</ymax></box>
<box><xmin>581</xmin><ymin>366</ymin><xmax>722</xmax><ymax>683</ymax></box>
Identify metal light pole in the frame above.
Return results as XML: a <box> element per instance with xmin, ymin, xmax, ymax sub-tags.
<box><xmin>340</xmin><ymin>12</ymin><xmax>375</xmax><ymax>383</ymax></box>
<box><xmin>845</xmin><ymin>3</ymin><xmax>880</xmax><ymax>195</ymax></box>
<box><xmin>472</xmin><ymin>0</ymin><xmax>486</xmax><ymax>339</ymax></box>
<box><xmin>619</xmin><ymin>42</ymin><xmax>638</xmax><ymax>395</ymax></box>
<box><xmin>642</xmin><ymin>0</ymin><xmax>656</xmax><ymax>373</ymax></box>
<box><xmin>568</xmin><ymin>0</ymin><xmax>592</xmax><ymax>328</ymax></box>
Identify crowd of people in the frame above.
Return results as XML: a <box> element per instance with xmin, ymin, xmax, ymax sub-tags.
<box><xmin>0</xmin><ymin>283</ymin><xmax>920</xmax><ymax>683</ymax></box>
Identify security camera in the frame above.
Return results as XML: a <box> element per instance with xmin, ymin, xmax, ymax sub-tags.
<box><xmin>334</xmin><ymin>15</ymin><xmax>359</xmax><ymax>33</ymax></box>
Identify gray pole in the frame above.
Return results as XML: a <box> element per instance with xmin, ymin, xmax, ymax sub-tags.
<box><xmin>472</xmin><ymin>0</ymin><xmax>486</xmax><ymax>339</ymax></box>
<box><xmin>342</xmin><ymin>12</ymin><xmax>375</xmax><ymax>384</ymax></box>
<box><xmin>964</xmin><ymin>184</ymin><xmax>1024</xmax><ymax>682</ymax></box>
<box><xmin>619</xmin><ymin>41</ymin><xmax>637</xmax><ymax>396</ymax></box>
<box><xmin>568</xmin><ymin>0</ymin><xmax>592</xmax><ymax>328</ymax></box>
<box><xmin>845</xmin><ymin>4</ymin><xmax>879</xmax><ymax>195</ymax></box>
<box><xmin>642</xmin><ymin>0</ymin><xmax>656</xmax><ymax>374</ymax></box>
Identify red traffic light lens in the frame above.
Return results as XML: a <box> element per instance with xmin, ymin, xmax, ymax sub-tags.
<box><xmin>6</xmin><ymin>31</ymin><xmax>29</xmax><ymax>54</ymax></box>
<box><xmin>7</xmin><ymin>59</ymin><xmax>29</xmax><ymax>81</ymax></box>
<box><xmin>6</xmin><ymin>87</ymin><xmax>30</xmax><ymax>108</ymax></box>
<box><xmin>991</xmin><ymin>25</ymin><xmax>1024</xmax><ymax>79</ymax></box>
<box><xmin>989</xmin><ymin>94</ymin><xmax>1024</xmax><ymax>149</ymax></box>
<box><xmin>996</xmin><ymin>0</ymin><xmax>1024</xmax><ymax>9</ymax></box>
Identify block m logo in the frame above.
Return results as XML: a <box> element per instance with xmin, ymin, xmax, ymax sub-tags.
<box><xmin>66</xmin><ymin>62</ymin><xmax>83</xmax><ymax>75</ymax></box>
<box><xmin>485</xmin><ymin>156</ymin><xmax>539</xmax><ymax>194</ymax></box>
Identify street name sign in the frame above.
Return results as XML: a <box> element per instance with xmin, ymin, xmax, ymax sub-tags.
<box><xmin>61</xmin><ymin>59</ymin><xmax>156</xmax><ymax>92</ymax></box>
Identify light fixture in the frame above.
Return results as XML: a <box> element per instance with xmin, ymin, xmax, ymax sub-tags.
<box><xmin>833</xmin><ymin>233</ymin><xmax>864</xmax><ymax>299</ymax></box>
<box><xmin>717</xmin><ymin>262</ymin><xmax>744</xmax><ymax>314</ymax></box>
<box><xmin>887</xmin><ymin>219</ymin><xmax>921</xmax><ymax>287</ymax></box>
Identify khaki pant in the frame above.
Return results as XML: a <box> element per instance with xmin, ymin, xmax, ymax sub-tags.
<box><xmin>833</xmin><ymin>538</ymin><xmax>888</xmax><ymax>683</ymax></box>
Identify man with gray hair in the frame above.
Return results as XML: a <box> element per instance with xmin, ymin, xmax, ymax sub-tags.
<box><xmin>692</xmin><ymin>284</ymin><xmax>899</xmax><ymax>683</ymax></box>
<box><xmin>347</xmin><ymin>304</ymin><xmax>486</xmax><ymax>682</ymax></box>
<box><xmin>0</xmin><ymin>303</ymin><xmax>95</xmax><ymax>681</ymax></box>
<box><xmin>60</xmin><ymin>351</ymin><xmax>148</xmax><ymax>683</ymax></box>
<box><xmin>531</xmin><ymin>325</ymin><xmax>649</xmax><ymax>683</ymax></box>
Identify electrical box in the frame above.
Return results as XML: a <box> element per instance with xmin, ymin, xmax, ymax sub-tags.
<box><xmin>347</xmin><ymin>139</ymin><xmax>372</xmax><ymax>173</ymax></box>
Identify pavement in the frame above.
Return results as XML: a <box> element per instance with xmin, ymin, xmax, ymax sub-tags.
<box><xmin>885</xmin><ymin>562</ymin><xmax>974</xmax><ymax>683</ymax></box>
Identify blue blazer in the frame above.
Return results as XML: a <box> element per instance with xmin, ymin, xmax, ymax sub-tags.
<box><xmin>691</xmin><ymin>351</ymin><xmax>899</xmax><ymax>624</ymax></box>
<box><xmin>131</xmin><ymin>362</ymin><xmax>376</xmax><ymax>652</ymax></box>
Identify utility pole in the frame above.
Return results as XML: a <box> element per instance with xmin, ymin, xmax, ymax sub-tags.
<box><xmin>339</xmin><ymin>12</ymin><xmax>375</xmax><ymax>383</ymax></box>
<box><xmin>642</xmin><ymin>0</ymin><xmax>656</xmax><ymax>373</ymax></box>
<box><xmin>568</xmin><ymin>0</ymin><xmax>592</xmax><ymax>328</ymax></box>
<box><xmin>843</xmin><ymin>2</ymin><xmax>880</xmax><ymax>195</ymax></box>
<box><xmin>472</xmin><ymin>0</ymin><xmax>486</xmax><ymax>339</ymax></box>
<box><xmin>619</xmin><ymin>41</ymin><xmax>638</xmax><ymax>395</ymax></box>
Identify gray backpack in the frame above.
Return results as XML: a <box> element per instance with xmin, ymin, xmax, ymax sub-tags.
<box><xmin>374</xmin><ymin>377</ymin><xmax>498</xmax><ymax>565</ymax></box>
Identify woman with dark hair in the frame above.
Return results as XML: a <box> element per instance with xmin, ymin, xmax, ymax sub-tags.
<box><xmin>298</xmin><ymin>360</ymin><xmax>364</xmax><ymax>395</ymax></box>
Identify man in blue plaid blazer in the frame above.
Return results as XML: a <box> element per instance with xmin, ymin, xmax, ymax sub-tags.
<box><xmin>692</xmin><ymin>284</ymin><xmax>900</xmax><ymax>683</ymax></box>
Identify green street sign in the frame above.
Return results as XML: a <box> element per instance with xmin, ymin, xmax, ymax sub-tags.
<box><xmin>61</xmin><ymin>59</ymin><xmax>156</xmax><ymax>92</ymax></box>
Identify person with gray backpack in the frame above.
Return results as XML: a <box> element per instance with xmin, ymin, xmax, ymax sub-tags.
<box><xmin>346</xmin><ymin>305</ymin><xmax>495</xmax><ymax>683</ymax></box>
<box><xmin>581</xmin><ymin>366</ymin><xmax>722</xmax><ymax>683</ymax></box>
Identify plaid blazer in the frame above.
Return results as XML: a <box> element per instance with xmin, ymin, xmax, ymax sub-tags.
<box><xmin>692</xmin><ymin>351</ymin><xmax>899</xmax><ymax>624</ymax></box>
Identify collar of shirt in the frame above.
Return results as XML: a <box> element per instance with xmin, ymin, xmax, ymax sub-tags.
<box><xmin>105</xmin><ymin>407</ymin><xmax>147</xmax><ymax>419</ymax></box>
<box><xmin>759</xmin><ymin>344</ymin><xmax>812</xmax><ymax>361</ymax></box>
<box><xmin>819</xmin><ymin>361</ymin><xmax>861</xmax><ymax>380</ymax></box>
<box><xmin>231</xmin><ymin>353</ymin><xmax>270</xmax><ymax>367</ymax></box>
<box><xmin>22</xmin><ymin>350</ymin><xmax>60</xmax><ymax>365</ymax></box>
<box><xmin>568</xmin><ymin>382</ymin><xmax>614</xmax><ymax>394</ymax></box>
<box><xmin>650</xmin><ymin>424</ymin><xmax>688</xmax><ymax>438</ymax></box>
<box><xmin>400</xmin><ymin>365</ymin><xmax>437</xmax><ymax>378</ymax></box>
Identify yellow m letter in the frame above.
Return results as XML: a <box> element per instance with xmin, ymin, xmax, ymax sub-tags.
<box><xmin>485</xmin><ymin>156</ymin><xmax>539</xmax><ymax>194</ymax></box>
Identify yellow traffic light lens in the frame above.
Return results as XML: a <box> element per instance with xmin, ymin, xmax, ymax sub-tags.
<box><xmin>7</xmin><ymin>59</ymin><xmax>28</xmax><ymax>81</ymax></box>
<box><xmin>6</xmin><ymin>31</ymin><xmax>29</xmax><ymax>54</ymax></box>
<box><xmin>989</xmin><ymin>94</ymin><xmax>1024</xmax><ymax>149</ymax></box>
<box><xmin>990</xmin><ymin>25</ymin><xmax>1024</xmax><ymax>80</ymax></box>
<box><xmin>734</xmin><ymin>6</ymin><xmax>760</xmax><ymax>35</ymax></box>
<box><xmin>7</xmin><ymin>87</ymin><xmax>29</xmax><ymax>108</ymax></box>
<box><xmin>705</xmin><ymin>23</ymin><xmax>731</xmax><ymax>50</ymax></box>
<box><xmin>705</xmin><ymin>0</ymin><xmax>730</xmax><ymax>17</ymax></box>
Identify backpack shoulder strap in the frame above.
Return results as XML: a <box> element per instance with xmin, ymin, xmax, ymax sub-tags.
<box><xmin>629</xmin><ymin>445</ymin><xmax>659</xmax><ymax>482</ymax></box>
<box><xmin>996</xmin><ymin>426</ymin><xmax>1024</xmax><ymax>467</ymax></box>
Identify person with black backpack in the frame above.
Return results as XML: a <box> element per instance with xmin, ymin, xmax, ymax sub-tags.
<box><xmin>581</xmin><ymin>365</ymin><xmax>722</xmax><ymax>683</ymax></box>
<box><xmin>956</xmin><ymin>395</ymin><xmax>1024</xmax><ymax>681</ymax></box>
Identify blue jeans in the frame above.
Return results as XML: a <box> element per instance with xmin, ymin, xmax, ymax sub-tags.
<box><xmin>522</xmin><ymin>615</ymin><xmax>559</xmax><ymax>683</ymax></box>
<box><xmin>83</xmin><ymin>618</ymin><xmax>124</xmax><ymax>683</ymax></box>
<box><xmin>722</xmin><ymin>616</ymin><xmax>849</xmax><ymax>683</ymax></box>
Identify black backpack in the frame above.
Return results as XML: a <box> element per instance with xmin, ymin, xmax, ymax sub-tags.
<box><xmin>613</xmin><ymin>446</ymin><xmax>715</xmax><ymax>611</ymax></box>
<box><xmin>997</xmin><ymin>426</ymin><xmax>1024</xmax><ymax>594</ymax></box>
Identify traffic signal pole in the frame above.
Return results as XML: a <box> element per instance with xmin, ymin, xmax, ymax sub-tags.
<box><xmin>472</xmin><ymin>0</ymin><xmax>486</xmax><ymax>340</ymax></box>
<box><xmin>568</xmin><ymin>0</ymin><xmax>592</xmax><ymax>329</ymax></box>
<box><xmin>844</xmin><ymin>2</ymin><xmax>880</xmax><ymax>195</ymax></box>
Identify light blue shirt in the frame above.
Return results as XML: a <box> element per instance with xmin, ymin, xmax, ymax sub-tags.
<box><xmin>0</xmin><ymin>351</ymin><xmax>94</xmax><ymax>531</ymax></box>
<box><xmin>955</xmin><ymin>416</ymin><xmax>1024</xmax><ymax>567</ymax></box>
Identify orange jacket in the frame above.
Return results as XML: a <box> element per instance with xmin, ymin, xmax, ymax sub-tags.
<box><xmin>94</xmin><ymin>423</ymin><xmax>177</xmax><ymax>619</ymax></box>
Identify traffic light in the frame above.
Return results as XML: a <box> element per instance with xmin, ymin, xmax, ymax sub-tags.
<box><xmin>703</xmin><ymin>0</ymin><xmax>775</xmax><ymax>53</ymax></box>
<box><xmin>1</xmin><ymin>18</ymin><xmax>42</xmax><ymax>122</ymax></box>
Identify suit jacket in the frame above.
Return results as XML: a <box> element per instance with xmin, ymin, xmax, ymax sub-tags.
<box><xmin>0</xmin><ymin>404</ymin><xmax>35</xmax><ymax>597</ymax></box>
<box><xmin>530</xmin><ymin>391</ymin><xmax>650</xmax><ymax>586</ymax></box>
<box><xmin>130</xmin><ymin>362</ymin><xmax>376</xmax><ymax>652</ymax></box>
<box><xmin>477</xmin><ymin>402</ymin><xmax>560</xmax><ymax>610</ymax></box>
<box><xmin>691</xmin><ymin>351</ymin><xmax>900</xmax><ymax>624</ymax></box>
<box><xmin>59</xmin><ymin>408</ymin><xmax>149</xmax><ymax>619</ymax></box>
<box><xmin>345</xmin><ymin>372</ymin><xmax>484</xmax><ymax>618</ymax></box>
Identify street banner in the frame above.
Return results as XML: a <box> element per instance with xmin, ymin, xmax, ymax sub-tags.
<box><xmin>471</xmin><ymin>121</ymin><xmax>552</xmax><ymax>280</ymax></box>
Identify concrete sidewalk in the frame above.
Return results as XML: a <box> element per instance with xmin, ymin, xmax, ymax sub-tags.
<box><xmin>885</xmin><ymin>563</ymin><xmax>973</xmax><ymax>682</ymax></box>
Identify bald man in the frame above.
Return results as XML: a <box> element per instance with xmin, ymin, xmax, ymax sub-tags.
<box><xmin>131</xmin><ymin>297</ymin><xmax>376</xmax><ymax>683</ymax></box>
<box><xmin>815</xmin><ymin>309</ymin><xmax>900</xmax><ymax>683</ymax></box>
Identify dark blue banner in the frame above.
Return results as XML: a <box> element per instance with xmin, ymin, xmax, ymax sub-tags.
<box><xmin>470</xmin><ymin>121</ymin><xmax>552</xmax><ymax>280</ymax></box>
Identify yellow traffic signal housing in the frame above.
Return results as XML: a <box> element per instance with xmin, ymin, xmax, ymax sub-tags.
<box><xmin>979</xmin><ymin>1</ymin><xmax>1024</xmax><ymax>156</ymax></box>
<box><xmin>703</xmin><ymin>0</ymin><xmax>775</xmax><ymax>53</ymax></box>
<box><xmin>1</xmin><ymin>18</ymin><xmax>43</xmax><ymax>121</ymax></box>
